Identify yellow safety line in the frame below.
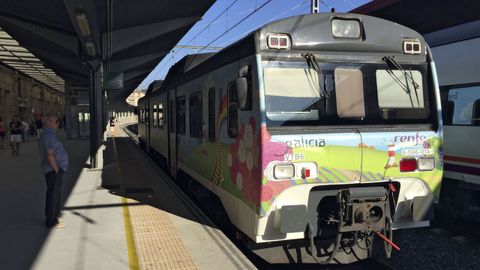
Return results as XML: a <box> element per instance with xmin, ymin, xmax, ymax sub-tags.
<box><xmin>122</xmin><ymin>196</ymin><xmax>140</xmax><ymax>270</ymax></box>
<box><xmin>112</xmin><ymin>132</ymin><xmax>140</xmax><ymax>270</ymax></box>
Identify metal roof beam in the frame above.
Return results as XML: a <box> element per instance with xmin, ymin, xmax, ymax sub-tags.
<box><xmin>57</xmin><ymin>70</ymin><xmax>88</xmax><ymax>85</ymax></box>
<box><xmin>26</xmin><ymin>46</ymin><xmax>87</xmax><ymax>74</ymax></box>
<box><xmin>0</xmin><ymin>14</ymin><xmax>78</xmax><ymax>54</ymax></box>
<box><xmin>108</xmin><ymin>52</ymin><xmax>166</xmax><ymax>73</ymax></box>
<box><xmin>123</xmin><ymin>68</ymin><xmax>150</xmax><ymax>82</ymax></box>
<box><xmin>106</xmin><ymin>16</ymin><xmax>200</xmax><ymax>56</ymax></box>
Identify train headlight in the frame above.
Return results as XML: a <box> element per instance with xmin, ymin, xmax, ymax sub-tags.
<box><xmin>403</xmin><ymin>40</ymin><xmax>421</xmax><ymax>54</ymax></box>
<box><xmin>331</xmin><ymin>19</ymin><xmax>361</xmax><ymax>39</ymax></box>
<box><xmin>267</xmin><ymin>34</ymin><xmax>291</xmax><ymax>50</ymax></box>
<box><xmin>418</xmin><ymin>158</ymin><xmax>435</xmax><ymax>171</ymax></box>
<box><xmin>274</xmin><ymin>164</ymin><xmax>295</xmax><ymax>179</ymax></box>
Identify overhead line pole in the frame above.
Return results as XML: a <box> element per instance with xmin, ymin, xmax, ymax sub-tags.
<box><xmin>311</xmin><ymin>0</ymin><xmax>320</xmax><ymax>13</ymax></box>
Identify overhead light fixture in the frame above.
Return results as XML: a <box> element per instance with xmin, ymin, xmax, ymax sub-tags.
<box><xmin>75</xmin><ymin>12</ymin><xmax>91</xmax><ymax>37</ymax></box>
<box><xmin>85</xmin><ymin>41</ymin><xmax>96</xmax><ymax>57</ymax></box>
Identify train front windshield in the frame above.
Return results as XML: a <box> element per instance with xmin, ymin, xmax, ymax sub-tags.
<box><xmin>263</xmin><ymin>61</ymin><xmax>433</xmax><ymax>127</ymax></box>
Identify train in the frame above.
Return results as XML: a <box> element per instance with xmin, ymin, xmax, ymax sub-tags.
<box><xmin>429</xmin><ymin>20</ymin><xmax>480</xmax><ymax>220</ymax></box>
<box><xmin>138</xmin><ymin>12</ymin><xmax>443</xmax><ymax>264</ymax></box>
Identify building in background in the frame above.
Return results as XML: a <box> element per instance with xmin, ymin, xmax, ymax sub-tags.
<box><xmin>126</xmin><ymin>89</ymin><xmax>145</xmax><ymax>107</ymax></box>
<box><xmin>0</xmin><ymin>63</ymin><xmax>64</xmax><ymax>124</ymax></box>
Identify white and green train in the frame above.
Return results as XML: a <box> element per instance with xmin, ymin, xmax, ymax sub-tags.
<box><xmin>138</xmin><ymin>12</ymin><xmax>443</xmax><ymax>264</ymax></box>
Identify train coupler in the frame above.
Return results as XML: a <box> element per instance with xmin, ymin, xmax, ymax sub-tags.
<box><xmin>337</xmin><ymin>187</ymin><xmax>390</xmax><ymax>233</ymax></box>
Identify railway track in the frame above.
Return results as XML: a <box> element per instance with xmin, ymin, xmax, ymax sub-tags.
<box><xmin>432</xmin><ymin>204</ymin><xmax>480</xmax><ymax>243</ymax></box>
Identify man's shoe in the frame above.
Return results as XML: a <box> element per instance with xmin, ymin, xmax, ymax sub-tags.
<box><xmin>49</xmin><ymin>221</ymin><xmax>65</xmax><ymax>229</ymax></box>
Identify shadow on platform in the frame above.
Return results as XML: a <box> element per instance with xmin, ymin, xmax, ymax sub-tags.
<box><xmin>0</xmin><ymin>137</ymin><xmax>89</xmax><ymax>270</ymax></box>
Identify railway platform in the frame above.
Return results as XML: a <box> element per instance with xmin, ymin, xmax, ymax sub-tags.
<box><xmin>0</xmin><ymin>121</ymin><xmax>256</xmax><ymax>270</ymax></box>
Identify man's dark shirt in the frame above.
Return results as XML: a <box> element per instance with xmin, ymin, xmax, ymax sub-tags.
<box><xmin>9</xmin><ymin>121</ymin><xmax>22</xmax><ymax>135</ymax></box>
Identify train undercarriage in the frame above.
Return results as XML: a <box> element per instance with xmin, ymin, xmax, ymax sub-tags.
<box><xmin>249</xmin><ymin>184</ymin><xmax>400</xmax><ymax>264</ymax></box>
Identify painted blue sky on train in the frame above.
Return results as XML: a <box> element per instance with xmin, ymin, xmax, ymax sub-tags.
<box><xmin>138</xmin><ymin>0</ymin><xmax>371</xmax><ymax>89</ymax></box>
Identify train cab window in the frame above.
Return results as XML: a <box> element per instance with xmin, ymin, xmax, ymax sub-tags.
<box><xmin>376</xmin><ymin>69</ymin><xmax>424</xmax><ymax>109</ymax></box>
<box><xmin>158</xmin><ymin>103</ymin><xmax>164</xmax><ymax>128</ymax></box>
<box><xmin>264</xmin><ymin>67</ymin><xmax>321</xmax><ymax>121</ymax></box>
<box><xmin>227</xmin><ymin>83</ymin><xmax>238</xmax><ymax>138</ymax></box>
<box><xmin>208</xmin><ymin>88</ymin><xmax>216</xmax><ymax>142</ymax></box>
<box><xmin>176</xmin><ymin>96</ymin><xmax>186</xmax><ymax>135</ymax></box>
<box><xmin>153</xmin><ymin>104</ymin><xmax>158</xmax><ymax>127</ymax></box>
<box><xmin>334</xmin><ymin>68</ymin><xmax>365</xmax><ymax>118</ymax></box>
<box><xmin>189</xmin><ymin>92</ymin><xmax>203</xmax><ymax>138</ymax></box>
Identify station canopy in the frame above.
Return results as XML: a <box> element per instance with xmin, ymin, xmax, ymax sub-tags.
<box><xmin>352</xmin><ymin>0</ymin><xmax>480</xmax><ymax>44</ymax></box>
<box><xmin>0</xmin><ymin>0</ymin><xmax>215</xmax><ymax>101</ymax></box>
<box><xmin>0</xmin><ymin>28</ymin><xmax>64</xmax><ymax>92</ymax></box>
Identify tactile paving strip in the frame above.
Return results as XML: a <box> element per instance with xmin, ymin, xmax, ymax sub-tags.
<box><xmin>127</xmin><ymin>198</ymin><xmax>198</xmax><ymax>270</ymax></box>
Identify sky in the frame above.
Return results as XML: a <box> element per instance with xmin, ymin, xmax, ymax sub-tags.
<box><xmin>138</xmin><ymin>0</ymin><xmax>372</xmax><ymax>90</ymax></box>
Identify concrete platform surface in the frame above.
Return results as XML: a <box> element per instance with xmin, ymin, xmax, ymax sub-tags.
<box><xmin>0</xmin><ymin>124</ymin><xmax>255</xmax><ymax>270</ymax></box>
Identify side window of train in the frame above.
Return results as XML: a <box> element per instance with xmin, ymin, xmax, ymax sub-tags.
<box><xmin>227</xmin><ymin>82</ymin><xmax>239</xmax><ymax>138</ymax></box>
<box><xmin>447</xmin><ymin>86</ymin><xmax>480</xmax><ymax>126</ymax></box>
<box><xmin>189</xmin><ymin>92</ymin><xmax>203</xmax><ymax>138</ymax></box>
<box><xmin>153</xmin><ymin>104</ymin><xmax>158</xmax><ymax>127</ymax></box>
<box><xmin>473</xmin><ymin>100</ymin><xmax>480</xmax><ymax>126</ymax></box>
<box><xmin>208</xmin><ymin>88</ymin><xmax>216</xmax><ymax>142</ymax></box>
<box><xmin>176</xmin><ymin>96</ymin><xmax>186</xmax><ymax>135</ymax></box>
<box><xmin>145</xmin><ymin>105</ymin><xmax>150</xmax><ymax>124</ymax></box>
<box><xmin>158</xmin><ymin>102</ymin><xmax>164</xmax><ymax>128</ymax></box>
<box><xmin>235</xmin><ymin>65</ymin><xmax>252</xmax><ymax>111</ymax></box>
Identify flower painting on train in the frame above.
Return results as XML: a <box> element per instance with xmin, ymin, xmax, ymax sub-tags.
<box><xmin>228</xmin><ymin>117</ymin><xmax>261</xmax><ymax>205</ymax></box>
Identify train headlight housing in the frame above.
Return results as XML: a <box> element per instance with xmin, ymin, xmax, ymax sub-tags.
<box><xmin>403</xmin><ymin>40</ymin><xmax>422</xmax><ymax>54</ymax></box>
<box><xmin>274</xmin><ymin>164</ymin><xmax>295</xmax><ymax>179</ymax></box>
<box><xmin>418</xmin><ymin>158</ymin><xmax>435</xmax><ymax>171</ymax></box>
<box><xmin>267</xmin><ymin>34</ymin><xmax>291</xmax><ymax>50</ymax></box>
<box><xmin>331</xmin><ymin>19</ymin><xmax>361</xmax><ymax>39</ymax></box>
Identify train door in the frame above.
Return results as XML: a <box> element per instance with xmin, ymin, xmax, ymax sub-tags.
<box><xmin>167</xmin><ymin>90</ymin><xmax>177</xmax><ymax>177</ymax></box>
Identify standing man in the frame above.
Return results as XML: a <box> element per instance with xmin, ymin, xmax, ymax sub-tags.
<box><xmin>9</xmin><ymin>115</ymin><xmax>22</xmax><ymax>156</ymax></box>
<box><xmin>38</xmin><ymin>115</ymin><xmax>69</xmax><ymax>229</ymax></box>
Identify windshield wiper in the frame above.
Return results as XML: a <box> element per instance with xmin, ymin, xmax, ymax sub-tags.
<box><xmin>303</xmin><ymin>53</ymin><xmax>330</xmax><ymax>98</ymax></box>
<box><xmin>382</xmin><ymin>56</ymin><xmax>421</xmax><ymax>108</ymax></box>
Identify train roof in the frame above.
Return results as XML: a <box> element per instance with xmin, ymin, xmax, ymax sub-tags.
<box><xmin>145</xmin><ymin>80</ymin><xmax>164</xmax><ymax>95</ymax></box>
<box><xmin>163</xmin><ymin>53</ymin><xmax>216</xmax><ymax>83</ymax></box>
<box><xmin>145</xmin><ymin>12</ymin><xmax>426</xmax><ymax>100</ymax></box>
<box><xmin>147</xmin><ymin>35</ymin><xmax>255</xmax><ymax>98</ymax></box>
<box><xmin>256</xmin><ymin>12</ymin><xmax>424</xmax><ymax>54</ymax></box>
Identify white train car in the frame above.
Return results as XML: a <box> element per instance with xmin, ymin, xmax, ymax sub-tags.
<box><xmin>426</xmin><ymin>20</ymin><xmax>480</xmax><ymax>218</ymax></box>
